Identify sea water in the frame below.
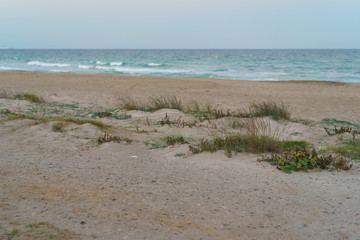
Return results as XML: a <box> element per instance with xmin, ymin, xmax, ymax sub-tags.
<box><xmin>1</xmin><ymin>49</ymin><xmax>360</xmax><ymax>82</ymax></box>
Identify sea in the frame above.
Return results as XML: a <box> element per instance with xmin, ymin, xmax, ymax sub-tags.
<box><xmin>1</xmin><ymin>49</ymin><xmax>360</xmax><ymax>83</ymax></box>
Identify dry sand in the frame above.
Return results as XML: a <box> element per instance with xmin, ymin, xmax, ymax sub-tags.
<box><xmin>0</xmin><ymin>71</ymin><xmax>360</xmax><ymax>239</ymax></box>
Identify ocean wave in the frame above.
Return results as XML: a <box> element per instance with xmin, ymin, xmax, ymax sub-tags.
<box><xmin>96</xmin><ymin>61</ymin><xmax>107</xmax><ymax>65</ymax></box>
<box><xmin>147</xmin><ymin>63</ymin><xmax>162</xmax><ymax>67</ymax></box>
<box><xmin>78</xmin><ymin>65</ymin><xmax>93</xmax><ymax>69</ymax></box>
<box><xmin>28</xmin><ymin>61</ymin><xmax>70</xmax><ymax>67</ymax></box>
<box><xmin>95</xmin><ymin>66</ymin><xmax>114</xmax><ymax>71</ymax></box>
<box><xmin>48</xmin><ymin>69</ymin><xmax>69</xmax><ymax>73</ymax></box>
<box><xmin>0</xmin><ymin>66</ymin><xmax>21</xmax><ymax>71</ymax></box>
<box><xmin>110</xmin><ymin>62</ymin><xmax>123</xmax><ymax>66</ymax></box>
<box><xmin>113</xmin><ymin>67</ymin><xmax>188</xmax><ymax>74</ymax></box>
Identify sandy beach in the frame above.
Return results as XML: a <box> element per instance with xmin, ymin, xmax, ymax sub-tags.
<box><xmin>1</xmin><ymin>71</ymin><xmax>360</xmax><ymax>239</ymax></box>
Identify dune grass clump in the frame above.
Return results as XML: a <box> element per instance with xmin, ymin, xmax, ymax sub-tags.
<box><xmin>14</xmin><ymin>92</ymin><xmax>45</xmax><ymax>103</ymax></box>
<box><xmin>249</xmin><ymin>101</ymin><xmax>290</xmax><ymax>120</ymax></box>
<box><xmin>259</xmin><ymin>148</ymin><xmax>353</xmax><ymax>173</ymax></box>
<box><xmin>148</xmin><ymin>96</ymin><xmax>183</xmax><ymax>111</ymax></box>
<box><xmin>119</xmin><ymin>96</ymin><xmax>183</xmax><ymax>112</ymax></box>
<box><xmin>165</xmin><ymin>135</ymin><xmax>188</xmax><ymax>145</ymax></box>
<box><xmin>189</xmin><ymin>134</ymin><xmax>283</xmax><ymax>155</ymax></box>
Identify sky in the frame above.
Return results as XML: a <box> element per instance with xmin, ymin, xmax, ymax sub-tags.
<box><xmin>0</xmin><ymin>0</ymin><xmax>359</xmax><ymax>49</ymax></box>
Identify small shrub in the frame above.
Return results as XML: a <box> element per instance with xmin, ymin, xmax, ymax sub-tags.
<box><xmin>259</xmin><ymin>148</ymin><xmax>353</xmax><ymax>173</ymax></box>
<box><xmin>14</xmin><ymin>92</ymin><xmax>45</xmax><ymax>103</ymax></box>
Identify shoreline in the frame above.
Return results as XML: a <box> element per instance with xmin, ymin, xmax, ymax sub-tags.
<box><xmin>0</xmin><ymin>69</ymin><xmax>358</xmax><ymax>84</ymax></box>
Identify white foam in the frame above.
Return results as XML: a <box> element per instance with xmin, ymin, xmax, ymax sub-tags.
<box><xmin>0</xmin><ymin>66</ymin><xmax>16</xmax><ymax>70</ymax></box>
<box><xmin>95</xmin><ymin>66</ymin><xmax>114</xmax><ymax>70</ymax></box>
<box><xmin>147</xmin><ymin>63</ymin><xmax>162</xmax><ymax>67</ymax></box>
<box><xmin>113</xmin><ymin>67</ymin><xmax>188</xmax><ymax>74</ymax></box>
<box><xmin>96</xmin><ymin>61</ymin><xmax>107</xmax><ymax>65</ymax></box>
<box><xmin>48</xmin><ymin>69</ymin><xmax>69</xmax><ymax>73</ymax></box>
<box><xmin>110</xmin><ymin>62</ymin><xmax>123</xmax><ymax>66</ymax></box>
<box><xmin>28</xmin><ymin>61</ymin><xmax>70</xmax><ymax>67</ymax></box>
<box><xmin>78</xmin><ymin>65</ymin><xmax>93</xmax><ymax>69</ymax></box>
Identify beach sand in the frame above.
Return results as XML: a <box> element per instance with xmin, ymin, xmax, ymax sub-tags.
<box><xmin>1</xmin><ymin>71</ymin><xmax>360</xmax><ymax>239</ymax></box>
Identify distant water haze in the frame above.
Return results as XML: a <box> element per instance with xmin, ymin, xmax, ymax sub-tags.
<box><xmin>1</xmin><ymin>49</ymin><xmax>360</xmax><ymax>82</ymax></box>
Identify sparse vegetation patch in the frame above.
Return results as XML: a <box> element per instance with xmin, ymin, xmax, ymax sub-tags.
<box><xmin>14</xmin><ymin>92</ymin><xmax>45</xmax><ymax>103</ymax></box>
<box><xmin>97</xmin><ymin>134</ymin><xmax>132</xmax><ymax>144</ymax></box>
<box><xmin>259</xmin><ymin>148</ymin><xmax>353</xmax><ymax>173</ymax></box>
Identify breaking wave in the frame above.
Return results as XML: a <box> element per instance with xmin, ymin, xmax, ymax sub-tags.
<box><xmin>28</xmin><ymin>61</ymin><xmax>70</xmax><ymax>67</ymax></box>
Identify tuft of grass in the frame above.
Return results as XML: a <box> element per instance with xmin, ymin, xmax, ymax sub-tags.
<box><xmin>149</xmin><ymin>96</ymin><xmax>183</xmax><ymax>111</ymax></box>
<box><xmin>189</xmin><ymin>134</ymin><xmax>282</xmax><ymax>155</ymax></box>
<box><xmin>282</xmin><ymin>140</ymin><xmax>310</xmax><ymax>150</ymax></box>
<box><xmin>14</xmin><ymin>92</ymin><xmax>45</xmax><ymax>103</ymax></box>
<box><xmin>259</xmin><ymin>148</ymin><xmax>353</xmax><ymax>173</ymax></box>
<box><xmin>190</xmin><ymin>117</ymin><xmax>291</xmax><ymax>155</ymax></box>
<box><xmin>249</xmin><ymin>101</ymin><xmax>290</xmax><ymax>120</ymax></box>
<box><xmin>52</xmin><ymin>122</ymin><xmax>64</xmax><ymax>132</ymax></box>
<box><xmin>330</xmin><ymin>138</ymin><xmax>360</xmax><ymax>160</ymax></box>
<box><xmin>165</xmin><ymin>135</ymin><xmax>188</xmax><ymax>145</ymax></box>
<box><xmin>119</xmin><ymin>96</ymin><xmax>183</xmax><ymax>112</ymax></box>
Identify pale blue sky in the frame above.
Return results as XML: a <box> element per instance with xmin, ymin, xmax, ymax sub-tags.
<box><xmin>1</xmin><ymin>0</ymin><xmax>359</xmax><ymax>49</ymax></box>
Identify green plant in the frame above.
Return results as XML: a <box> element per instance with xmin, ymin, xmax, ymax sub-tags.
<box><xmin>174</xmin><ymin>153</ymin><xmax>186</xmax><ymax>157</ymax></box>
<box><xmin>259</xmin><ymin>148</ymin><xmax>353</xmax><ymax>173</ymax></box>
<box><xmin>282</xmin><ymin>140</ymin><xmax>309</xmax><ymax>150</ymax></box>
<box><xmin>331</xmin><ymin>138</ymin><xmax>360</xmax><ymax>160</ymax></box>
<box><xmin>321</xmin><ymin>118</ymin><xmax>360</xmax><ymax>129</ymax></box>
